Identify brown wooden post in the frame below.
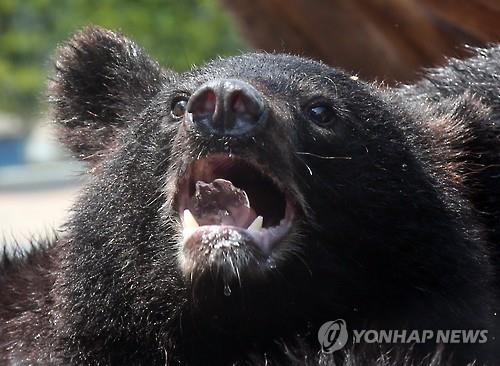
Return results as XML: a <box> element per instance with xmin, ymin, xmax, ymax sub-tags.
<box><xmin>220</xmin><ymin>0</ymin><xmax>500</xmax><ymax>82</ymax></box>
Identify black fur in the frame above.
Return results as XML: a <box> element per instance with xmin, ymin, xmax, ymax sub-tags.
<box><xmin>1</xmin><ymin>27</ymin><xmax>499</xmax><ymax>365</ymax></box>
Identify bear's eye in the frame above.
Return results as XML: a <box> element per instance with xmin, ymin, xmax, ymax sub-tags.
<box><xmin>171</xmin><ymin>97</ymin><xmax>189</xmax><ymax>119</ymax></box>
<box><xmin>306</xmin><ymin>103</ymin><xmax>336</xmax><ymax>126</ymax></box>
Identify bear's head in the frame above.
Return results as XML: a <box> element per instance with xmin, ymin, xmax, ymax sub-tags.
<box><xmin>49</xmin><ymin>27</ymin><xmax>489</xmax><ymax>360</ymax></box>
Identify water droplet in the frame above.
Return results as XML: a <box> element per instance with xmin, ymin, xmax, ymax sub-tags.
<box><xmin>223</xmin><ymin>284</ymin><xmax>232</xmax><ymax>296</ymax></box>
<box><xmin>266</xmin><ymin>257</ymin><xmax>277</xmax><ymax>269</ymax></box>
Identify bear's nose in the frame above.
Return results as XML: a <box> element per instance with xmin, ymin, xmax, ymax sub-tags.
<box><xmin>186</xmin><ymin>79</ymin><xmax>267</xmax><ymax>136</ymax></box>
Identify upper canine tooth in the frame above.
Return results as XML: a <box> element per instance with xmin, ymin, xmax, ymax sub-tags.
<box><xmin>247</xmin><ymin>216</ymin><xmax>263</xmax><ymax>231</ymax></box>
<box><xmin>183</xmin><ymin>209</ymin><xmax>199</xmax><ymax>230</ymax></box>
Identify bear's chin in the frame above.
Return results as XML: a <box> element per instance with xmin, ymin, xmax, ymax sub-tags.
<box><xmin>179</xmin><ymin>226</ymin><xmax>275</xmax><ymax>287</ymax></box>
<box><xmin>180</xmin><ymin>242</ymin><xmax>296</xmax><ymax>336</ymax></box>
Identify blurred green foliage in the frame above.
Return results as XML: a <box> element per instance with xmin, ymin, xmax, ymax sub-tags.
<box><xmin>0</xmin><ymin>0</ymin><xmax>246</xmax><ymax>119</ymax></box>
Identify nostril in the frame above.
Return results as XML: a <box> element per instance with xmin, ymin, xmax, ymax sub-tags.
<box><xmin>229</xmin><ymin>89</ymin><xmax>264</xmax><ymax>125</ymax></box>
<box><xmin>187</xmin><ymin>88</ymin><xmax>217</xmax><ymax>125</ymax></box>
<box><xmin>232</xmin><ymin>92</ymin><xmax>247</xmax><ymax>114</ymax></box>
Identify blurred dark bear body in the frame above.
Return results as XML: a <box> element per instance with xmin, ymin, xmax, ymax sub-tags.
<box><xmin>1</xmin><ymin>27</ymin><xmax>500</xmax><ymax>365</ymax></box>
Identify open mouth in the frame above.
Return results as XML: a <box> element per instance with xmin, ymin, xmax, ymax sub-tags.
<box><xmin>176</xmin><ymin>154</ymin><xmax>295</xmax><ymax>255</ymax></box>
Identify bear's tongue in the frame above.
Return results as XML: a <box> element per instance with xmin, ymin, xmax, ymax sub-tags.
<box><xmin>190</xmin><ymin>179</ymin><xmax>257</xmax><ymax>227</ymax></box>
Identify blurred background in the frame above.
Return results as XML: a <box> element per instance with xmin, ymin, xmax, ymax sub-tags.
<box><xmin>0</xmin><ymin>0</ymin><xmax>245</xmax><ymax>246</ymax></box>
<box><xmin>1</xmin><ymin>0</ymin><xmax>500</xmax><ymax>247</ymax></box>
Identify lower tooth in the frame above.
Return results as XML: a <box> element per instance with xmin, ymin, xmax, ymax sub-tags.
<box><xmin>184</xmin><ymin>209</ymin><xmax>199</xmax><ymax>228</ymax></box>
<box><xmin>247</xmin><ymin>216</ymin><xmax>263</xmax><ymax>231</ymax></box>
<box><xmin>183</xmin><ymin>209</ymin><xmax>199</xmax><ymax>237</ymax></box>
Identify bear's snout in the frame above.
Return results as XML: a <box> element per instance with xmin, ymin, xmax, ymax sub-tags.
<box><xmin>186</xmin><ymin>78</ymin><xmax>268</xmax><ymax>137</ymax></box>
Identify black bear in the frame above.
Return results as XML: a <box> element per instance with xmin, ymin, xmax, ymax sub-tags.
<box><xmin>1</xmin><ymin>26</ymin><xmax>499</xmax><ymax>365</ymax></box>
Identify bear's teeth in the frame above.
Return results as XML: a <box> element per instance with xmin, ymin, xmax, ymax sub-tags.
<box><xmin>183</xmin><ymin>209</ymin><xmax>199</xmax><ymax>236</ymax></box>
<box><xmin>247</xmin><ymin>216</ymin><xmax>263</xmax><ymax>231</ymax></box>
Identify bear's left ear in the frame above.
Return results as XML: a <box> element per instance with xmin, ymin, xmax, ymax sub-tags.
<box><xmin>49</xmin><ymin>26</ymin><xmax>173</xmax><ymax>162</ymax></box>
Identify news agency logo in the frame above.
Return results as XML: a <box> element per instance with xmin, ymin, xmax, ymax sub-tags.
<box><xmin>317</xmin><ymin>319</ymin><xmax>349</xmax><ymax>353</ymax></box>
<box><xmin>318</xmin><ymin>319</ymin><xmax>489</xmax><ymax>354</ymax></box>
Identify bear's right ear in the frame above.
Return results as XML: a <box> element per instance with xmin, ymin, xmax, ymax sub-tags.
<box><xmin>49</xmin><ymin>26</ymin><xmax>173</xmax><ymax>162</ymax></box>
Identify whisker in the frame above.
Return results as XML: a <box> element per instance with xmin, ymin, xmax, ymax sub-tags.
<box><xmin>296</xmin><ymin>151</ymin><xmax>352</xmax><ymax>160</ymax></box>
<box><xmin>299</xmin><ymin>157</ymin><xmax>313</xmax><ymax>176</ymax></box>
<box><xmin>227</xmin><ymin>254</ymin><xmax>242</xmax><ymax>289</ymax></box>
<box><xmin>146</xmin><ymin>190</ymin><xmax>163</xmax><ymax>207</ymax></box>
